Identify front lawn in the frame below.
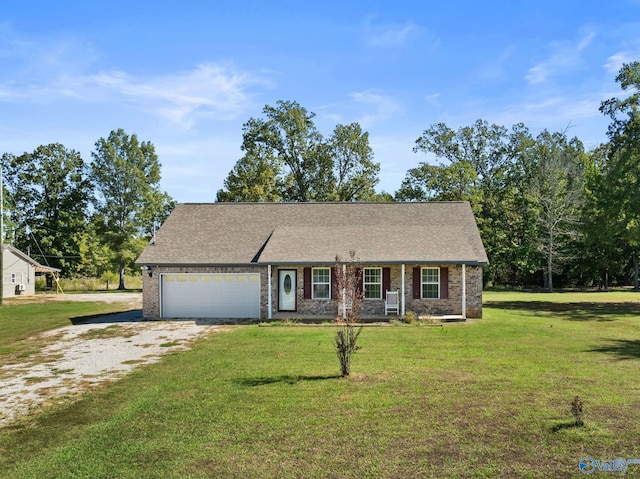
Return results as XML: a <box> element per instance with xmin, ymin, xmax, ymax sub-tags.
<box><xmin>1</xmin><ymin>291</ymin><xmax>639</xmax><ymax>478</ymax></box>
<box><xmin>0</xmin><ymin>300</ymin><xmax>137</xmax><ymax>356</ymax></box>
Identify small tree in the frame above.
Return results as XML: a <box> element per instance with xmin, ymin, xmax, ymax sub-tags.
<box><xmin>334</xmin><ymin>251</ymin><xmax>364</xmax><ymax>377</ymax></box>
<box><xmin>570</xmin><ymin>395</ymin><xmax>585</xmax><ymax>427</ymax></box>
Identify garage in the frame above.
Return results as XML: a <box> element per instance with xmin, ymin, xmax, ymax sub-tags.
<box><xmin>161</xmin><ymin>273</ymin><xmax>260</xmax><ymax>319</ymax></box>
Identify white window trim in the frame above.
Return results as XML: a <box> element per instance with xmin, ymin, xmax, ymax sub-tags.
<box><xmin>363</xmin><ymin>267</ymin><xmax>382</xmax><ymax>300</ymax></box>
<box><xmin>10</xmin><ymin>273</ymin><xmax>16</xmax><ymax>284</ymax></box>
<box><xmin>312</xmin><ymin>267</ymin><xmax>331</xmax><ymax>300</ymax></box>
<box><xmin>421</xmin><ymin>267</ymin><xmax>440</xmax><ymax>300</ymax></box>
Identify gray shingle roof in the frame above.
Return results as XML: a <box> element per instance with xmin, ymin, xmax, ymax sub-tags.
<box><xmin>3</xmin><ymin>244</ymin><xmax>61</xmax><ymax>273</ymax></box>
<box><xmin>136</xmin><ymin>202</ymin><xmax>488</xmax><ymax>266</ymax></box>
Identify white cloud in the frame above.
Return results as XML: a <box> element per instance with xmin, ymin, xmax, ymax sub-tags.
<box><xmin>351</xmin><ymin>91</ymin><xmax>403</xmax><ymax>128</ymax></box>
<box><xmin>0</xmin><ymin>29</ymin><xmax>273</xmax><ymax>128</ymax></box>
<box><xmin>90</xmin><ymin>64</ymin><xmax>273</xmax><ymax>127</ymax></box>
<box><xmin>604</xmin><ymin>51</ymin><xmax>638</xmax><ymax>74</ymax></box>
<box><xmin>423</xmin><ymin>93</ymin><xmax>441</xmax><ymax>107</ymax></box>
<box><xmin>362</xmin><ymin>18</ymin><xmax>419</xmax><ymax>47</ymax></box>
<box><xmin>525</xmin><ymin>29</ymin><xmax>596</xmax><ymax>85</ymax></box>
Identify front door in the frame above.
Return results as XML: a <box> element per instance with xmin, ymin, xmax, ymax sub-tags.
<box><xmin>278</xmin><ymin>270</ymin><xmax>296</xmax><ymax>311</ymax></box>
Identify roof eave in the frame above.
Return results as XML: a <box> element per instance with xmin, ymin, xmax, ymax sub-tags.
<box><xmin>137</xmin><ymin>259</ymin><xmax>487</xmax><ymax>267</ymax></box>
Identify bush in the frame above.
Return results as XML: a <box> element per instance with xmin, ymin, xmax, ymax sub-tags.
<box><xmin>36</xmin><ymin>275</ymin><xmax>143</xmax><ymax>292</ymax></box>
<box><xmin>401</xmin><ymin>311</ymin><xmax>418</xmax><ymax>324</ymax></box>
<box><xmin>571</xmin><ymin>395</ymin><xmax>584</xmax><ymax>427</ymax></box>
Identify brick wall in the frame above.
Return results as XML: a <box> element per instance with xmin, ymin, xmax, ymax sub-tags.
<box><xmin>142</xmin><ymin>263</ymin><xmax>483</xmax><ymax>319</ymax></box>
<box><xmin>141</xmin><ymin>265</ymin><xmax>269</xmax><ymax>319</ymax></box>
<box><xmin>404</xmin><ymin>264</ymin><xmax>483</xmax><ymax>318</ymax></box>
<box><xmin>272</xmin><ymin>264</ymin><xmax>483</xmax><ymax>318</ymax></box>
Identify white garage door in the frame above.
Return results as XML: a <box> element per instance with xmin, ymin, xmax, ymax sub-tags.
<box><xmin>161</xmin><ymin>273</ymin><xmax>260</xmax><ymax>319</ymax></box>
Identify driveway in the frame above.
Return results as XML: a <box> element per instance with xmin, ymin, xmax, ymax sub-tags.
<box><xmin>0</xmin><ymin>293</ymin><xmax>224</xmax><ymax>427</ymax></box>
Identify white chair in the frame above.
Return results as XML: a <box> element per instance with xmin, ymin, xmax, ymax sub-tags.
<box><xmin>338</xmin><ymin>299</ymin><xmax>352</xmax><ymax>317</ymax></box>
<box><xmin>385</xmin><ymin>290</ymin><xmax>399</xmax><ymax>315</ymax></box>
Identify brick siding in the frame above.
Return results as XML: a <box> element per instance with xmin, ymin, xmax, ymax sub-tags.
<box><xmin>142</xmin><ymin>264</ymin><xmax>483</xmax><ymax>319</ymax></box>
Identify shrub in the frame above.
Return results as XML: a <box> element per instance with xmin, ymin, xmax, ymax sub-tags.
<box><xmin>570</xmin><ymin>395</ymin><xmax>584</xmax><ymax>427</ymax></box>
<box><xmin>401</xmin><ymin>311</ymin><xmax>418</xmax><ymax>324</ymax></box>
<box><xmin>334</xmin><ymin>252</ymin><xmax>364</xmax><ymax>377</ymax></box>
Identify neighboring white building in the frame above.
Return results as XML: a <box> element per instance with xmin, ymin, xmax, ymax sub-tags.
<box><xmin>2</xmin><ymin>244</ymin><xmax>61</xmax><ymax>298</ymax></box>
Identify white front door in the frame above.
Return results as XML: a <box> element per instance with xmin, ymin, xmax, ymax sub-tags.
<box><xmin>278</xmin><ymin>270</ymin><xmax>296</xmax><ymax>311</ymax></box>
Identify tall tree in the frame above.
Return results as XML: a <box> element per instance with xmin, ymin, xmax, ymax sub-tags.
<box><xmin>216</xmin><ymin>148</ymin><xmax>282</xmax><ymax>202</ymax></box>
<box><xmin>399</xmin><ymin>120</ymin><xmax>536</xmax><ymax>286</ymax></box>
<box><xmin>0</xmin><ymin>144</ymin><xmax>90</xmax><ymax>275</ymax></box>
<box><xmin>217</xmin><ymin>100</ymin><xmax>380</xmax><ymax>202</ymax></box>
<box><xmin>600</xmin><ymin>61</ymin><xmax>640</xmax><ymax>288</ymax></box>
<box><xmin>396</xmin><ymin>161</ymin><xmax>479</xmax><ymax>203</ymax></box>
<box><xmin>329</xmin><ymin>123</ymin><xmax>379</xmax><ymax>201</ymax></box>
<box><xmin>526</xmin><ymin>130</ymin><xmax>586</xmax><ymax>292</ymax></box>
<box><xmin>241</xmin><ymin>100</ymin><xmax>332</xmax><ymax>202</ymax></box>
<box><xmin>89</xmin><ymin>129</ymin><xmax>175</xmax><ymax>289</ymax></box>
<box><xmin>578</xmin><ymin>145</ymin><xmax>627</xmax><ymax>288</ymax></box>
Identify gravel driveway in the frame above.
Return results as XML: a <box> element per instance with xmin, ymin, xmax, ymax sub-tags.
<box><xmin>0</xmin><ymin>293</ymin><xmax>223</xmax><ymax>427</ymax></box>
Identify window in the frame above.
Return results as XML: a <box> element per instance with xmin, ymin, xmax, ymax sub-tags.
<box><xmin>312</xmin><ymin>268</ymin><xmax>331</xmax><ymax>299</ymax></box>
<box><xmin>364</xmin><ymin>267</ymin><xmax>382</xmax><ymax>299</ymax></box>
<box><xmin>10</xmin><ymin>273</ymin><xmax>16</xmax><ymax>284</ymax></box>
<box><xmin>421</xmin><ymin>268</ymin><xmax>439</xmax><ymax>299</ymax></box>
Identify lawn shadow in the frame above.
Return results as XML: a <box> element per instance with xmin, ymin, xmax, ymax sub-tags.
<box><xmin>484</xmin><ymin>301</ymin><xmax>639</xmax><ymax>321</ymax></box>
<box><xmin>551</xmin><ymin>420</ymin><xmax>584</xmax><ymax>433</ymax></box>
<box><xmin>234</xmin><ymin>374</ymin><xmax>342</xmax><ymax>387</ymax></box>
<box><xmin>70</xmin><ymin>309</ymin><xmax>143</xmax><ymax>325</ymax></box>
<box><xmin>588</xmin><ymin>339</ymin><xmax>640</xmax><ymax>360</ymax></box>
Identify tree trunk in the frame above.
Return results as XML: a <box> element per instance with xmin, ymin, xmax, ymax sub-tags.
<box><xmin>634</xmin><ymin>251</ymin><xmax>639</xmax><ymax>290</ymax></box>
<box><xmin>547</xmin><ymin>231</ymin><xmax>554</xmax><ymax>292</ymax></box>
<box><xmin>118</xmin><ymin>259</ymin><xmax>126</xmax><ymax>290</ymax></box>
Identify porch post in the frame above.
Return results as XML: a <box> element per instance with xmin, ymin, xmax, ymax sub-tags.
<box><xmin>342</xmin><ymin>264</ymin><xmax>346</xmax><ymax>320</ymax></box>
<box><xmin>401</xmin><ymin>264</ymin><xmax>406</xmax><ymax>317</ymax></box>
<box><xmin>267</xmin><ymin>265</ymin><xmax>272</xmax><ymax>319</ymax></box>
<box><xmin>461</xmin><ymin>264</ymin><xmax>466</xmax><ymax>319</ymax></box>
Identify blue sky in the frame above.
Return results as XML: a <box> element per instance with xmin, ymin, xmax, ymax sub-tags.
<box><xmin>1</xmin><ymin>1</ymin><xmax>639</xmax><ymax>202</ymax></box>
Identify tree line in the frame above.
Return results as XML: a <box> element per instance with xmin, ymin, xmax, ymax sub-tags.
<box><xmin>216</xmin><ymin>62</ymin><xmax>640</xmax><ymax>291</ymax></box>
<box><xmin>1</xmin><ymin>129</ymin><xmax>174</xmax><ymax>289</ymax></box>
<box><xmin>3</xmin><ymin>62</ymin><xmax>638</xmax><ymax>291</ymax></box>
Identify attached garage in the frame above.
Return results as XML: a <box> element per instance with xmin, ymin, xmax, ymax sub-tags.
<box><xmin>161</xmin><ymin>273</ymin><xmax>260</xmax><ymax>319</ymax></box>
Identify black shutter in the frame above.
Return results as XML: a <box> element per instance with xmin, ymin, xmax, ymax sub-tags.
<box><xmin>331</xmin><ymin>267</ymin><xmax>338</xmax><ymax>299</ymax></box>
<box><xmin>303</xmin><ymin>267</ymin><xmax>311</xmax><ymax>299</ymax></box>
<box><xmin>440</xmin><ymin>267</ymin><xmax>449</xmax><ymax>299</ymax></box>
<box><xmin>413</xmin><ymin>267</ymin><xmax>421</xmax><ymax>299</ymax></box>
<box><xmin>382</xmin><ymin>267</ymin><xmax>391</xmax><ymax>299</ymax></box>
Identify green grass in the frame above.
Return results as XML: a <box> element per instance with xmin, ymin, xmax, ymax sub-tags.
<box><xmin>1</xmin><ymin>291</ymin><xmax>640</xmax><ymax>478</ymax></box>
<box><xmin>0</xmin><ymin>300</ymin><xmax>135</xmax><ymax>345</ymax></box>
<box><xmin>0</xmin><ymin>301</ymin><xmax>137</xmax><ymax>359</ymax></box>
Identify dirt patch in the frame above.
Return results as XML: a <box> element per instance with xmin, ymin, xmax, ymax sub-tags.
<box><xmin>0</xmin><ymin>318</ymin><xmax>223</xmax><ymax>427</ymax></box>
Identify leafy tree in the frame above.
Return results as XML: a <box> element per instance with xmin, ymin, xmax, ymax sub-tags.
<box><xmin>399</xmin><ymin>120</ymin><xmax>537</xmax><ymax>286</ymax></box>
<box><xmin>396</xmin><ymin>161</ymin><xmax>479</xmax><ymax>203</ymax></box>
<box><xmin>75</xmin><ymin>217</ymin><xmax>115</xmax><ymax>278</ymax></box>
<box><xmin>89</xmin><ymin>129</ymin><xmax>175</xmax><ymax>289</ymax></box>
<box><xmin>526</xmin><ymin>130</ymin><xmax>586</xmax><ymax>291</ymax></box>
<box><xmin>600</xmin><ymin>61</ymin><xmax>640</xmax><ymax>288</ymax></box>
<box><xmin>216</xmin><ymin>148</ymin><xmax>282</xmax><ymax>202</ymax></box>
<box><xmin>576</xmin><ymin>145</ymin><xmax>626</xmax><ymax>288</ymax></box>
<box><xmin>0</xmin><ymin>144</ymin><xmax>90</xmax><ymax>276</ymax></box>
<box><xmin>217</xmin><ymin>100</ymin><xmax>380</xmax><ymax>202</ymax></box>
<box><xmin>329</xmin><ymin>123</ymin><xmax>379</xmax><ymax>201</ymax></box>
